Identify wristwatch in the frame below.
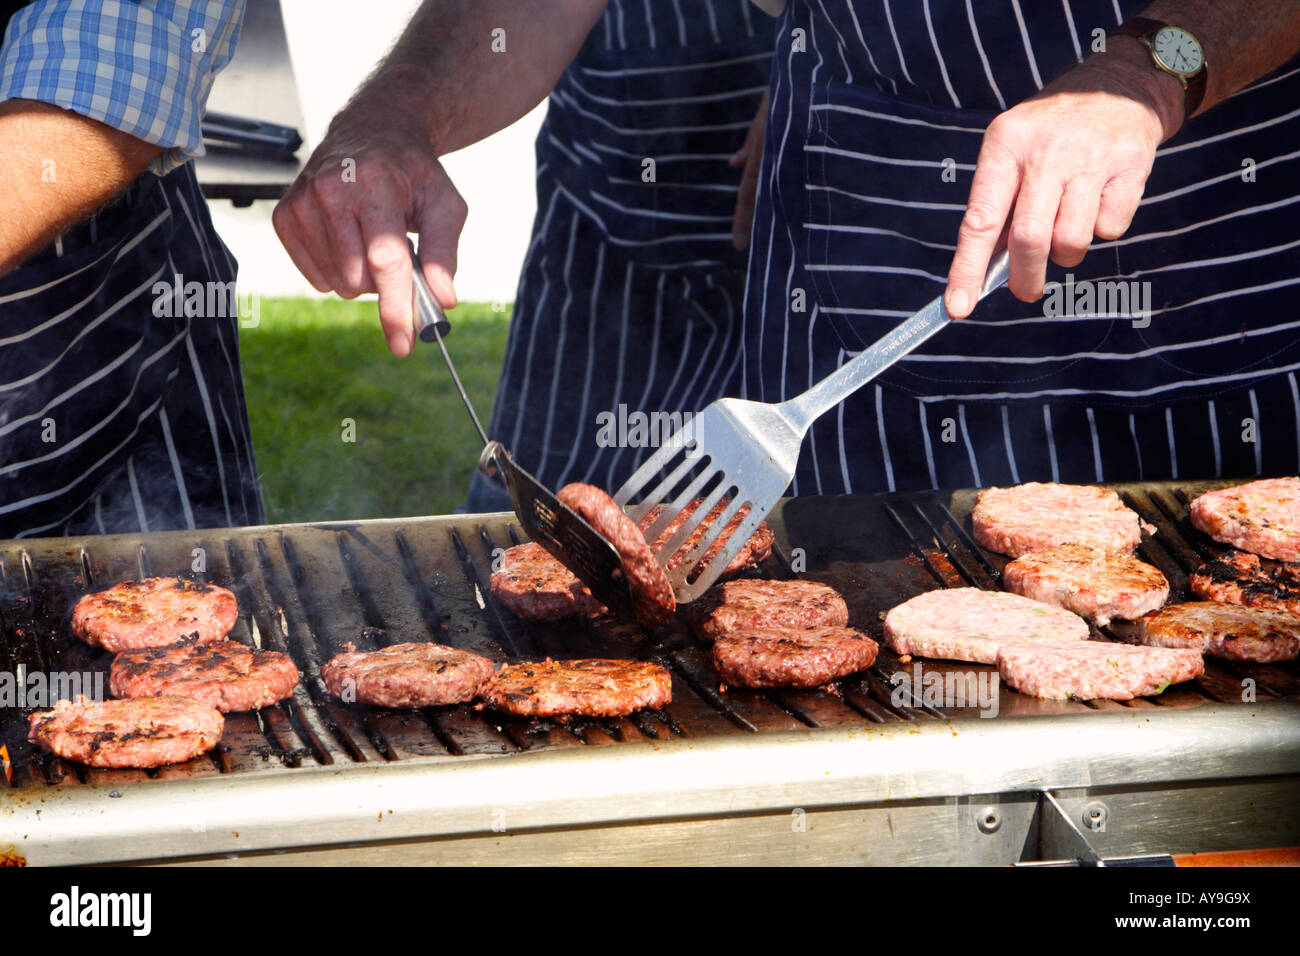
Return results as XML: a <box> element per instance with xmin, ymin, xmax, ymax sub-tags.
<box><xmin>1111</xmin><ymin>17</ymin><xmax>1208</xmax><ymax>115</ymax></box>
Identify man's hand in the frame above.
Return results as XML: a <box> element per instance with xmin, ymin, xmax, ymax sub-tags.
<box><xmin>730</xmin><ymin>88</ymin><xmax>769</xmax><ymax>251</ymax></box>
<box><xmin>271</xmin><ymin>0</ymin><xmax>607</xmax><ymax>356</ymax></box>
<box><xmin>945</xmin><ymin>0</ymin><xmax>1300</xmax><ymax>318</ymax></box>
<box><xmin>944</xmin><ymin>44</ymin><xmax>1182</xmax><ymax>318</ymax></box>
<box><xmin>273</xmin><ymin>116</ymin><xmax>466</xmax><ymax>358</ymax></box>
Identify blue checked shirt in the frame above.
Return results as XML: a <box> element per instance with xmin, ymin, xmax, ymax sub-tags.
<box><xmin>0</xmin><ymin>0</ymin><xmax>246</xmax><ymax>173</ymax></box>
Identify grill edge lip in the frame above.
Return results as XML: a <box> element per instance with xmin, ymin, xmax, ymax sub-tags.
<box><xmin>6</xmin><ymin>699</ymin><xmax>1299</xmax><ymax>866</ymax></box>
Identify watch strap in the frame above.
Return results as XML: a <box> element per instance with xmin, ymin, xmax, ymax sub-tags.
<box><xmin>1110</xmin><ymin>16</ymin><xmax>1165</xmax><ymax>42</ymax></box>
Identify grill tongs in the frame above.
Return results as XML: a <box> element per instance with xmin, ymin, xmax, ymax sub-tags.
<box><xmin>406</xmin><ymin>240</ymin><xmax>637</xmax><ymax>619</ymax></box>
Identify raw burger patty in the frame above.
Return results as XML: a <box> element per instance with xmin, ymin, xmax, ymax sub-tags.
<box><xmin>27</xmin><ymin>696</ymin><xmax>224</xmax><ymax>768</ymax></box>
<box><xmin>972</xmin><ymin>483</ymin><xmax>1153</xmax><ymax>557</ymax></box>
<box><xmin>688</xmin><ymin>579</ymin><xmax>849</xmax><ymax>641</ymax></box>
<box><xmin>1120</xmin><ymin>602</ymin><xmax>1300</xmax><ymax>663</ymax></box>
<box><xmin>72</xmin><ymin>577</ymin><xmax>238</xmax><ymax>652</ymax></box>
<box><xmin>712</xmin><ymin>626</ymin><xmax>878</xmax><ymax>688</ymax></box>
<box><xmin>558</xmin><ymin>483</ymin><xmax>675</xmax><ymax>629</ymax></box>
<box><xmin>641</xmin><ymin>499</ymin><xmax>775</xmax><ymax>576</ymax></box>
<box><xmin>1190</xmin><ymin>477</ymin><xmax>1300</xmax><ymax>562</ymax></box>
<box><xmin>490</xmin><ymin>542</ymin><xmax>607</xmax><ymax>622</ymax></box>
<box><xmin>476</xmin><ymin>658</ymin><xmax>672</xmax><ymax>717</ymax></box>
<box><xmin>110</xmin><ymin>640</ymin><xmax>300</xmax><ymax>712</ymax></box>
<box><xmin>883</xmin><ymin>587</ymin><xmax>1089</xmax><ymax>664</ymax></box>
<box><xmin>997</xmin><ymin>640</ymin><xmax>1204</xmax><ymax>701</ymax></box>
<box><xmin>1002</xmin><ymin>544</ymin><xmax>1169</xmax><ymax>625</ymax></box>
<box><xmin>320</xmin><ymin>642</ymin><xmax>496</xmax><ymax>708</ymax></box>
<box><xmin>1189</xmin><ymin>549</ymin><xmax>1300</xmax><ymax>615</ymax></box>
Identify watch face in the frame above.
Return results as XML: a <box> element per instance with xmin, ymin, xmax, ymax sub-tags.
<box><xmin>1150</xmin><ymin>26</ymin><xmax>1204</xmax><ymax>77</ymax></box>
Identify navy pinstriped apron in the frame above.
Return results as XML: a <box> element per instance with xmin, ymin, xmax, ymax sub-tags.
<box><xmin>745</xmin><ymin>0</ymin><xmax>1300</xmax><ymax>495</ymax></box>
<box><xmin>465</xmin><ymin>0</ymin><xmax>774</xmax><ymax>511</ymax></box>
<box><xmin>0</xmin><ymin>161</ymin><xmax>265</xmax><ymax>538</ymax></box>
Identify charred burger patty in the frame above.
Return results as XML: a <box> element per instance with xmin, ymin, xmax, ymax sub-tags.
<box><xmin>689</xmin><ymin>579</ymin><xmax>849</xmax><ymax>642</ymax></box>
<box><xmin>1189</xmin><ymin>549</ymin><xmax>1300</xmax><ymax>615</ymax></box>
<box><xmin>110</xmin><ymin>639</ymin><xmax>300</xmax><ymax>712</ymax></box>
<box><xmin>476</xmin><ymin>658</ymin><xmax>671</xmax><ymax>717</ymax></box>
<box><xmin>1120</xmin><ymin>601</ymin><xmax>1300</xmax><ymax>663</ymax></box>
<box><xmin>1002</xmin><ymin>543</ymin><xmax>1169</xmax><ymax>625</ymax></box>
<box><xmin>712</xmin><ymin>626</ymin><xmax>878</xmax><ymax>688</ymax></box>
<box><xmin>28</xmin><ymin>696</ymin><xmax>224</xmax><ymax>768</ymax></box>
<box><xmin>72</xmin><ymin>577</ymin><xmax>238</xmax><ymax>652</ymax></box>
<box><xmin>490</xmin><ymin>542</ymin><xmax>608</xmax><ymax>622</ymax></box>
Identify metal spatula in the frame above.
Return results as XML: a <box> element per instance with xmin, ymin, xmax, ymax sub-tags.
<box><xmin>614</xmin><ymin>250</ymin><xmax>1011</xmax><ymax>602</ymax></box>
<box><xmin>408</xmin><ymin>239</ymin><xmax>637</xmax><ymax>618</ymax></box>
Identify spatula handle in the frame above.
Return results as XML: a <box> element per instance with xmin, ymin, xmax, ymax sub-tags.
<box><xmin>780</xmin><ymin>250</ymin><xmax>1010</xmax><ymax>430</ymax></box>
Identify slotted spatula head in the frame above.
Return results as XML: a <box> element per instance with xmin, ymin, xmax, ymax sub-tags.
<box><xmin>479</xmin><ymin>441</ymin><xmax>636</xmax><ymax>618</ymax></box>
<box><xmin>612</xmin><ymin>250</ymin><xmax>1012</xmax><ymax>603</ymax></box>
<box><xmin>613</xmin><ymin>399</ymin><xmax>803</xmax><ymax>602</ymax></box>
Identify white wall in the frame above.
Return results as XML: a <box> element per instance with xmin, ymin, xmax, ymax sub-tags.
<box><xmin>209</xmin><ymin>0</ymin><xmax>544</xmax><ymax>303</ymax></box>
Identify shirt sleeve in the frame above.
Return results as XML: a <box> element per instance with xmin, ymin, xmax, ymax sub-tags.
<box><xmin>0</xmin><ymin>0</ymin><xmax>247</xmax><ymax>174</ymax></box>
<box><xmin>749</xmin><ymin>0</ymin><xmax>787</xmax><ymax>15</ymax></box>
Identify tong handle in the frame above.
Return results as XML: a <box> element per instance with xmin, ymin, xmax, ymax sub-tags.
<box><xmin>408</xmin><ymin>237</ymin><xmax>490</xmax><ymax>446</ymax></box>
<box><xmin>408</xmin><ymin>238</ymin><xmax>451</xmax><ymax>342</ymax></box>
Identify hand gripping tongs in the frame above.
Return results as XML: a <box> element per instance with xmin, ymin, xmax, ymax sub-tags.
<box><xmin>406</xmin><ymin>239</ymin><xmax>638</xmax><ymax>619</ymax></box>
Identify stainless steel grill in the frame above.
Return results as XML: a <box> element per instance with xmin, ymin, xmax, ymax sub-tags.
<box><xmin>2</xmin><ymin>479</ymin><xmax>1298</xmax><ymax>865</ymax></box>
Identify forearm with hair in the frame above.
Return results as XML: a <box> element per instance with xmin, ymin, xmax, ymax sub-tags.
<box><xmin>335</xmin><ymin>0</ymin><xmax>608</xmax><ymax>156</ymax></box>
<box><xmin>0</xmin><ymin>99</ymin><xmax>161</xmax><ymax>278</ymax></box>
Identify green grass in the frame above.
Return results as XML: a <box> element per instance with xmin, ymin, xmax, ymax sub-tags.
<box><xmin>239</xmin><ymin>298</ymin><xmax>511</xmax><ymax>523</ymax></box>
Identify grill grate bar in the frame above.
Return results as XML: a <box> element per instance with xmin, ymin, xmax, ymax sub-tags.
<box><xmin>232</xmin><ymin>539</ymin><xmax>332</xmax><ymax>766</ymax></box>
<box><xmin>448</xmin><ymin>527</ymin><xmax>521</xmax><ymax>660</ymax></box>
<box><xmin>935</xmin><ymin>502</ymin><xmax>1004</xmax><ymax>585</ymax></box>
<box><xmin>665</xmin><ymin>648</ymin><xmax>760</xmax><ymax>733</ymax></box>
<box><xmin>17</xmin><ymin>550</ymin><xmax>91</xmax><ymax>786</ymax></box>
<box><xmin>277</xmin><ymin>535</ymin><xmax>398</xmax><ymax>761</ymax></box>
<box><xmin>1139</xmin><ymin>489</ymin><xmax>1221</xmax><ymax>568</ymax></box>
<box><xmin>333</xmin><ymin>535</ymin><xmax>466</xmax><ymax>756</ymax></box>
<box><xmin>393</xmin><ymin>531</ymin><xmax>444</xmax><ymax>633</ymax></box>
<box><xmin>253</xmin><ymin>538</ymin><xmax>368</xmax><ymax>765</ymax></box>
<box><xmin>386</xmin><ymin>528</ymin><xmax>517</xmax><ymax>756</ymax></box>
<box><xmin>884</xmin><ymin>502</ymin><xmax>957</xmax><ymax>590</ymax></box>
<box><xmin>910</xmin><ymin>501</ymin><xmax>997</xmax><ymax>590</ymax></box>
